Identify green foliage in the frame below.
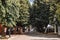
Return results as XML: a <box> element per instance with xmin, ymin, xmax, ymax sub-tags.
<box><xmin>49</xmin><ymin>0</ymin><xmax>60</xmax><ymax>24</ymax></box>
<box><xmin>18</xmin><ymin>0</ymin><xmax>29</xmax><ymax>25</ymax></box>
<box><xmin>29</xmin><ymin>0</ymin><xmax>60</xmax><ymax>27</ymax></box>
<box><xmin>56</xmin><ymin>1</ymin><xmax>60</xmax><ymax>23</ymax></box>
<box><xmin>0</xmin><ymin>0</ymin><xmax>20</xmax><ymax>27</ymax></box>
<box><xmin>0</xmin><ymin>0</ymin><xmax>29</xmax><ymax>27</ymax></box>
<box><xmin>29</xmin><ymin>0</ymin><xmax>50</xmax><ymax>27</ymax></box>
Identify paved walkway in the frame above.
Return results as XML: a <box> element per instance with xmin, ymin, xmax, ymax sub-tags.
<box><xmin>8</xmin><ymin>35</ymin><xmax>60</xmax><ymax>40</ymax></box>
<box><xmin>8</xmin><ymin>32</ymin><xmax>60</xmax><ymax>40</ymax></box>
<box><xmin>0</xmin><ymin>32</ymin><xmax>60</xmax><ymax>40</ymax></box>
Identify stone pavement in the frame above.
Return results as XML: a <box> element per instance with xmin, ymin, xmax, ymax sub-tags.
<box><xmin>0</xmin><ymin>32</ymin><xmax>60</xmax><ymax>40</ymax></box>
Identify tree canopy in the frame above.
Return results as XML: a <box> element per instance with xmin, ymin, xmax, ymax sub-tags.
<box><xmin>0</xmin><ymin>0</ymin><xmax>29</xmax><ymax>27</ymax></box>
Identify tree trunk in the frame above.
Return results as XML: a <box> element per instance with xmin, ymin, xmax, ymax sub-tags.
<box><xmin>18</xmin><ymin>27</ymin><xmax>23</xmax><ymax>34</ymax></box>
<box><xmin>1</xmin><ymin>26</ymin><xmax>7</xmax><ymax>38</ymax></box>
<box><xmin>54</xmin><ymin>24</ymin><xmax>58</xmax><ymax>34</ymax></box>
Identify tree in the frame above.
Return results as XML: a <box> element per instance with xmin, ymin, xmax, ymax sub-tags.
<box><xmin>55</xmin><ymin>0</ymin><xmax>60</xmax><ymax>25</ymax></box>
<box><xmin>0</xmin><ymin>0</ymin><xmax>20</xmax><ymax>37</ymax></box>
<box><xmin>0</xmin><ymin>0</ymin><xmax>20</xmax><ymax>27</ymax></box>
<box><xmin>18</xmin><ymin>0</ymin><xmax>29</xmax><ymax>26</ymax></box>
<box><xmin>29</xmin><ymin>0</ymin><xmax>50</xmax><ymax>32</ymax></box>
<box><xmin>49</xmin><ymin>0</ymin><xmax>60</xmax><ymax>34</ymax></box>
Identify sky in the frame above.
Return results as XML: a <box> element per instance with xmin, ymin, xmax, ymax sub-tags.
<box><xmin>29</xmin><ymin>0</ymin><xmax>34</xmax><ymax>5</ymax></box>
